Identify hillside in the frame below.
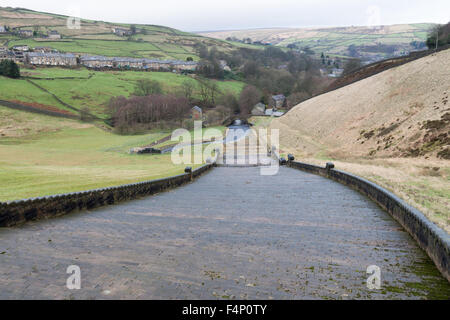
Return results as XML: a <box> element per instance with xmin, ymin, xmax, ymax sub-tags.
<box><xmin>0</xmin><ymin>6</ymin><xmax>241</xmax><ymax>60</ymax></box>
<box><xmin>0</xmin><ymin>107</ymin><xmax>197</xmax><ymax>201</ymax></box>
<box><xmin>269</xmin><ymin>48</ymin><xmax>450</xmax><ymax>232</ymax></box>
<box><xmin>271</xmin><ymin>48</ymin><xmax>449</xmax><ymax>160</ymax></box>
<box><xmin>0</xmin><ymin>67</ymin><xmax>245</xmax><ymax>119</ymax></box>
<box><xmin>199</xmin><ymin>23</ymin><xmax>435</xmax><ymax>62</ymax></box>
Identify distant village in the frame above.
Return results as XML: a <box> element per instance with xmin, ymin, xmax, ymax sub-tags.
<box><xmin>0</xmin><ymin>25</ymin><xmax>198</xmax><ymax>72</ymax></box>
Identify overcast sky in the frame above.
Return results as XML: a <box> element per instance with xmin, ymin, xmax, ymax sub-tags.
<box><xmin>1</xmin><ymin>0</ymin><xmax>449</xmax><ymax>31</ymax></box>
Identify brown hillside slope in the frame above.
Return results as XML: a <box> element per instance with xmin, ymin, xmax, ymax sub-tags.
<box><xmin>269</xmin><ymin>48</ymin><xmax>450</xmax><ymax>232</ymax></box>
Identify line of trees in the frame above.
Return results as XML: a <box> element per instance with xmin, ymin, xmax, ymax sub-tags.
<box><xmin>427</xmin><ymin>22</ymin><xmax>450</xmax><ymax>49</ymax></box>
<box><xmin>107</xmin><ymin>94</ymin><xmax>190</xmax><ymax>134</ymax></box>
<box><xmin>194</xmin><ymin>44</ymin><xmax>330</xmax><ymax>111</ymax></box>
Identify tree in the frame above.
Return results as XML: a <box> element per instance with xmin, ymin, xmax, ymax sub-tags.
<box><xmin>0</xmin><ymin>60</ymin><xmax>20</xmax><ymax>78</ymax></box>
<box><xmin>181</xmin><ymin>80</ymin><xmax>195</xmax><ymax>102</ymax></box>
<box><xmin>198</xmin><ymin>79</ymin><xmax>219</xmax><ymax>106</ymax></box>
<box><xmin>238</xmin><ymin>85</ymin><xmax>261</xmax><ymax>115</ymax></box>
<box><xmin>130</xmin><ymin>25</ymin><xmax>137</xmax><ymax>35</ymax></box>
<box><xmin>218</xmin><ymin>92</ymin><xmax>240</xmax><ymax>114</ymax></box>
<box><xmin>186</xmin><ymin>57</ymin><xmax>193</xmax><ymax>62</ymax></box>
<box><xmin>348</xmin><ymin>45</ymin><xmax>358</xmax><ymax>57</ymax></box>
<box><xmin>133</xmin><ymin>79</ymin><xmax>162</xmax><ymax>96</ymax></box>
<box><xmin>426</xmin><ymin>22</ymin><xmax>450</xmax><ymax>49</ymax></box>
<box><xmin>287</xmin><ymin>92</ymin><xmax>310</xmax><ymax>109</ymax></box>
<box><xmin>242</xmin><ymin>61</ymin><xmax>259</xmax><ymax>78</ymax></box>
<box><xmin>110</xmin><ymin>94</ymin><xmax>190</xmax><ymax>133</ymax></box>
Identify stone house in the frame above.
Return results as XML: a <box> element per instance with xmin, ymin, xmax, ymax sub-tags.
<box><xmin>112</xmin><ymin>27</ymin><xmax>132</xmax><ymax>37</ymax></box>
<box><xmin>80</xmin><ymin>55</ymin><xmax>114</xmax><ymax>68</ymax></box>
<box><xmin>219</xmin><ymin>60</ymin><xmax>231</xmax><ymax>72</ymax></box>
<box><xmin>113</xmin><ymin>57</ymin><xmax>144</xmax><ymax>69</ymax></box>
<box><xmin>0</xmin><ymin>26</ymin><xmax>6</xmax><ymax>33</ymax></box>
<box><xmin>12</xmin><ymin>51</ymin><xmax>25</xmax><ymax>62</ymax></box>
<box><xmin>16</xmin><ymin>29</ymin><xmax>33</xmax><ymax>38</ymax></box>
<box><xmin>270</xmin><ymin>94</ymin><xmax>286</xmax><ymax>109</ymax></box>
<box><xmin>26</xmin><ymin>52</ymin><xmax>78</xmax><ymax>66</ymax></box>
<box><xmin>12</xmin><ymin>45</ymin><xmax>29</xmax><ymax>52</ymax></box>
<box><xmin>48</xmin><ymin>30</ymin><xmax>61</xmax><ymax>39</ymax></box>
<box><xmin>0</xmin><ymin>51</ymin><xmax>16</xmax><ymax>62</ymax></box>
<box><xmin>0</xmin><ymin>47</ymin><xmax>11</xmax><ymax>60</ymax></box>
<box><xmin>328</xmin><ymin>68</ymin><xmax>344</xmax><ymax>78</ymax></box>
<box><xmin>170</xmin><ymin>60</ymin><xmax>198</xmax><ymax>72</ymax></box>
<box><xmin>251</xmin><ymin>102</ymin><xmax>266</xmax><ymax>116</ymax></box>
<box><xmin>192</xmin><ymin>106</ymin><xmax>202</xmax><ymax>120</ymax></box>
<box><xmin>78</xmin><ymin>54</ymin><xmax>198</xmax><ymax>71</ymax></box>
<box><xmin>34</xmin><ymin>46</ymin><xmax>56</xmax><ymax>53</ymax></box>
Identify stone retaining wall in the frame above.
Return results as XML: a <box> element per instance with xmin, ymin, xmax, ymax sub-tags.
<box><xmin>0</xmin><ymin>164</ymin><xmax>214</xmax><ymax>228</ymax></box>
<box><xmin>288</xmin><ymin>160</ymin><xmax>450</xmax><ymax>282</ymax></box>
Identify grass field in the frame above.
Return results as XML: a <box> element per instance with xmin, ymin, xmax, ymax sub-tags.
<box><xmin>0</xmin><ymin>76</ymin><xmax>72</xmax><ymax>112</ymax></box>
<box><xmin>7</xmin><ymin>38</ymin><xmax>200</xmax><ymax>60</ymax></box>
<box><xmin>0</xmin><ymin>108</ymin><xmax>205</xmax><ymax>201</ymax></box>
<box><xmin>1</xmin><ymin>68</ymin><xmax>246</xmax><ymax>118</ymax></box>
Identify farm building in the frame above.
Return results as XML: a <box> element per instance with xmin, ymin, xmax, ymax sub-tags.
<box><xmin>34</xmin><ymin>47</ymin><xmax>57</xmax><ymax>53</ymax></box>
<box><xmin>112</xmin><ymin>27</ymin><xmax>132</xmax><ymax>37</ymax></box>
<box><xmin>270</xmin><ymin>94</ymin><xmax>286</xmax><ymax>109</ymax></box>
<box><xmin>80</xmin><ymin>55</ymin><xmax>114</xmax><ymax>68</ymax></box>
<box><xmin>16</xmin><ymin>29</ymin><xmax>33</xmax><ymax>38</ymax></box>
<box><xmin>80</xmin><ymin>55</ymin><xmax>198</xmax><ymax>71</ymax></box>
<box><xmin>12</xmin><ymin>45</ymin><xmax>29</xmax><ymax>52</ymax></box>
<box><xmin>170</xmin><ymin>60</ymin><xmax>198</xmax><ymax>72</ymax></box>
<box><xmin>0</xmin><ymin>26</ymin><xmax>6</xmax><ymax>33</ymax></box>
<box><xmin>251</xmin><ymin>102</ymin><xmax>266</xmax><ymax>116</ymax></box>
<box><xmin>265</xmin><ymin>109</ymin><xmax>284</xmax><ymax>117</ymax></box>
<box><xmin>26</xmin><ymin>52</ymin><xmax>78</xmax><ymax>66</ymax></box>
<box><xmin>0</xmin><ymin>47</ymin><xmax>12</xmax><ymax>61</ymax></box>
<box><xmin>114</xmin><ymin>57</ymin><xmax>145</xmax><ymax>69</ymax></box>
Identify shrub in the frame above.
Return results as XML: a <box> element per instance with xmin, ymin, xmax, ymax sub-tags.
<box><xmin>133</xmin><ymin>79</ymin><xmax>162</xmax><ymax>96</ymax></box>
<box><xmin>0</xmin><ymin>60</ymin><xmax>20</xmax><ymax>78</ymax></box>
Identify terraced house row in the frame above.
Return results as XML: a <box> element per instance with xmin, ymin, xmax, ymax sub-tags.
<box><xmin>25</xmin><ymin>52</ymin><xmax>198</xmax><ymax>71</ymax></box>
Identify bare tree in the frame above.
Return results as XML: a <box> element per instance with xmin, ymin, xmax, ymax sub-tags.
<box><xmin>343</xmin><ymin>59</ymin><xmax>362</xmax><ymax>76</ymax></box>
<box><xmin>238</xmin><ymin>85</ymin><xmax>261</xmax><ymax>115</ymax></box>
<box><xmin>110</xmin><ymin>94</ymin><xmax>190</xmax><ymax>133</ymax></box>
<box><xmin>181</xmin><ymin>80</ymin><xmax>195</xmax><ymax>102</ymax></box>
<box><xmin>198</xmin><ymin>79</ymin><xmax>219</xmax><ymax>106</ymax></box>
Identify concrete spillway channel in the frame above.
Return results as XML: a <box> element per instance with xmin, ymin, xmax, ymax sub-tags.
<box><xmin>0</xmin><ymin>165</ymin><xmax>449</xmax><ymax>299</ymax></box>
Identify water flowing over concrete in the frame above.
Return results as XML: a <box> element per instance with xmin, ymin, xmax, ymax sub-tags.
<box><xmin>0</xmin><ymin>167</ymin><xmax>448</xmax><ymax>299</ymax></box>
